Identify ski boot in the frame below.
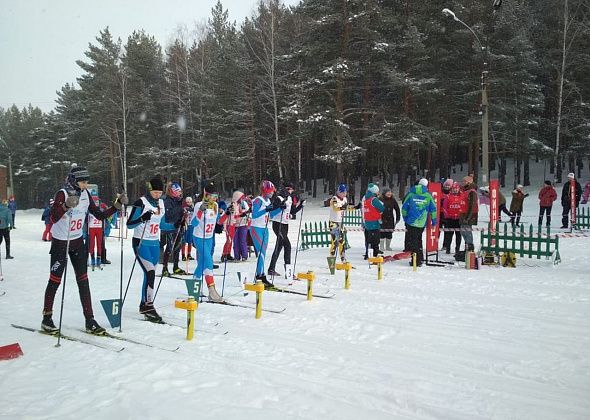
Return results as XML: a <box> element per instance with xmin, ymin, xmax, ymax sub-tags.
<box><xmin>97</xmin><ymin>257</ymin><xmax>103</xmax><ymax>271</ymax></box>
<box><xmin>173</xmin><ymin>267</ymin><xmax>188</xmax><ymax>276</ymax></box>
<box><xmin>139</xmin><ymin>303</ymin><xmax>163</xmax><ymax>323</ymax></box>
<box><xmin>181</xmin><ymin>255</ymin><xmax>187</xmax><ymax>262</ymax></box>
<box><xmin>207</xmin><ymin>284</ymin><xmax>224</xmax><ymax>303</ymax></box>
<box><xmin>267</xmin><ymin>268</ymin><xmax>281</xmax><ymax>278</ymax></box>
<box><xmin>90</xmin><ymin>256</ymin><xmax>96</xmax><ymax>271</ymax></box>
<box><xmin>85</xmin><ymin>318</ymin><xmax>106</xmax><ymax>335</ymax></box>
<box><xmin>256</xmin><ymin>274</ymin><xmax>274</xmax><ymax>290</ymax></box>
<box><xmin>41</xmin><ymin>313</ymin><xmax>58</xmax><ymax>334</ymax></box>
<box><xmin>6</xmin><ymin>254</ymin><xmax>13</xmax><ymax>259</ymax></box>
<box><xmin>161</xmin><ymin>267</ymin><xmax>170</xmax><ymax>277</ymax></box>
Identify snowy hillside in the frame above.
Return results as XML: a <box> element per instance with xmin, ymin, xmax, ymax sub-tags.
<box><xmin>1</xmin><ymin>192</ymin><xmax>589</xmax><ymax>419</ymax></box>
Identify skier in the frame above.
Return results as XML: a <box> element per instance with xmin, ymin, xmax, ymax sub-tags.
<box><xmin>126</xmin><ymin>176</ymin><xmax>166</xmax><ymax>322</ymax></box>
<box><xmin>249</xmin><ymin>180</ymin><xmax>277</xmax><ymax>287</ymax></box>
<box><xmin>538</xmin><ymin>180</ymin><xmax>557</xmax><ymax>227</ymax></box>
<box><xmin>41</xmin><ymin>199</ymin><xmax>54</xmax><ymax>241</ymax></box>
<box><xmin>402</xmin><ymin>178</ymin><xmax>437</xmax><ymax>266</ymax></box>
<box><xmin>87</xmin><ymin>194</ymin><xmax>105</xmax><ymax>270</ymax></box>
<box><xmin>442</xmin><ymin>182</ymin><xmax>463</xmax><ymax>254</ymax></box>
<box><xmin>480</xmin><ymin>186</ymin><xmax>512</xmax><ymax>221</ymax></box>
<box><xmin>329</xmin><ymin>183</ymin><xmax>348</xmax><ymax>261</ymax></box>
<box><xmin>561</xmin><ymin>173</ymin><xmax>582</xmax><ymax>228</ymax></box>
<box><xmin>160</xmin><ymin>182</ymin><xmax>188</xmax><ymax>276</ymax></box>
<box><xmin>0</xmin><ymin>199</ymin><xmax>13</xmax><ymax>258</ymax></box>
<box><xmin>41</xmin><ymin>166</ymin><xmax>127</xmax><ymax>334</ymax></box>
<box><xmin>459</xmin><ymin>176</ymin><xmax>478</xmax><ymax>255</ymax></box>
<box><xmin>181</xmin><ymin>196</ymin><xmax>195</xmax><ymax>261</ymax></box>
<box><xmin>220</xmin><ymin>197</ymin><xmax>236</xmax><ymax>262</ymax></box>
<box><xmin>379</xmin><ymin>187</ymin><xmax>400</xmax><ymax>252</ymax></box>
<box><xmin>509</xmin><ymin>185</ymin><xmax>529</xmax><ymax>227</ymax></box>
<box><xmin>363</xmin><ymin>183</ymin><xmax>385</xmax><ymax>257</ymax></box>
<box><xmin>267</xmin><ymin>182</ymin><xmax>304</xmax><ymax>278</ymax></box>
<box><xmin>191</xmin><ymin>182</ymin><xmax>226</xmax><ymax>302</ymax></box>
<box><xmin>230</xmin><ymin>190</ymin><xmax>251</xmax><ymax>262</ymax></box>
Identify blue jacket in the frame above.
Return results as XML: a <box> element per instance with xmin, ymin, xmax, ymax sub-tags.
<box><xmin>402</xmin><ymin>185</ymin><xmax>437</xmax><ymax>228</ymax></box>
<box><xmin>0</xmin><ymin>204</ymin><xmax>12</xmax><ymax>229</ymax></box>
<box><xmin>8</xmin><ymin>200</ymin><xmax>16</xmax><ymax>214</ymax></box>
<box><xmin>160</xmin><ymin>195</ymin><xmax>184</xmax><ymax>233</ymax></box>
<box><xmin>42</xmin><ymin>206</ymin><xmax>52</xmax><ymax>225</ymax></box>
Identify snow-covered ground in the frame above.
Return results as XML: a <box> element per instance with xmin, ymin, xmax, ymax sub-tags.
<box><xmin>1</xmin><ymin>182</ymin><xmax>589</xmax><ymax>420</ymax></box>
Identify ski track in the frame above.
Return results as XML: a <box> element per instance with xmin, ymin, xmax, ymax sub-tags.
<box><xmin>1</xmin><ymin>195</ymin><xmax>590</xmax><ymax>420</ymax></box>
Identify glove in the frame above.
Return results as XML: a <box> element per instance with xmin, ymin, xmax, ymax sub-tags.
<box><xmin>224</xmin><ymin>207</ymin><xmax>232</xmax><ymax>215</ymax></box>
<box><xmin>300</xmin><ymin>199</ymin><xmax>306</xmax><ymax>207</ymax></box>
<box><xmin>279</xmin><ymin>201</ymin><xmax>287</xmax><ymax>210</ymax></box>
<box><xmin>199</xmin><ymin>201</ymin><xmax>208</xmax><ymax>212</ymax></box>
<box><xmin>140</xmin><ymin>211</ymin><xmax>152</xmax><ymax>222</ymax></box>
<box><xmin>114</xmin><ymin>193</ymin><xmax>129</xmax><ymax>210</ymax></box>
<box><xmin>65</xmin><ymin>195</ymin><xmax>79</xmax><ymax>209</ymax></box>
<box><xmin>265</xmin><ymin>205</ymin><xmax>275</xmax><ymax>213</ymax></box>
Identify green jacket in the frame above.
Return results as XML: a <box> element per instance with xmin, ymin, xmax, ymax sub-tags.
<box><xmin>0</xmin><ymin>204</ymin><xmax>12</xmax><ymax>229</ymax></box>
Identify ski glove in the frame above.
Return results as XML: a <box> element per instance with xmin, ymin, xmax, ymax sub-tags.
<box><xmin>224</xmin><ymin>207</ymin><xmax>232</xmax><ymax>215</ymax></box>
<box><xmin>65</xmin><ymin>195</ymin><xmax>79</xmax><ymax>209</ymax></box>
<box><xmin>265</xmin><ymin>205</ymin><xmax>275</xmax><ymax>212</ymax></box>
<box><xmin>199</xmin><ymin>202</ymin><xmax>208</xmax><ymax>212</ymax></box>
<box><xmin>114</xmin><ymin>193</ymin><xmax>129</xmax><ymax>210</ymax></box>
<box><xmin>140</xmin><ymin>211</ymin><xmax>152</xmax><ymax>222</ymax></box>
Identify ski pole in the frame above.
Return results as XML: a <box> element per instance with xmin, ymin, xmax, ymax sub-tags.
<box><xmin>118</xmin><ymin>203</ymin><xmax>126</xmax><ymax>333</ymax></box>
<box><xmin>56</xmin><ymin>211</ymin><xmax>73</xmax><ymax>347</ymax></box>
<box><xmin>0</xmin><ymin>240</ymin><xmax>3</xmax><ymax>281</ymax></box>
<box><xmin>292</xmin><ymin>206</ymin><xmax>304</xmax><ymax>275</ymax></box>
<box><xmin>122</xmin><ymin>218</ymin><xmax>148</xmax><ymax>306</ymax></box>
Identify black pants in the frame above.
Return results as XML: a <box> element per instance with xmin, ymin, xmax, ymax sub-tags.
<box><xmin>538</xmin><ymin>206</ymin><xmax>552</xmax><ymax>226</ymax></box>
<box><xmin>366</xmin><ymin>229</ymin><xmax>381</xmax><ymax>257</ymax></box>
<box><xmin>162</xmin><ymin>229</ymin><xmax>183</xmax><ymax>269</ymax></box>
<box><xmin>499</xmin><ymin>204</ymin><xmax>512</xmax><ymax>220</ymax></box>
<box><xmin>510</xmin><ymin>211</ymin><xmax>522</xmax><ymax>226</ymax></box>
<box><xmin>0</xmin><ymin>228</ymin><xmax>10</xmax><ymax>256</ymax></box>
<box><xmin>442</xmin><ymin>219</ymin><xmax>462</xmax><ymax>253</ymax></box>
<box><xmin>562</xmin><ymin>205</ymin><xmax>572</xmax><ymax>227</ymax></box>
<box><xmin>43</xmin><ymin>237</ymin><xmax>94</xmax><ymax>319</ymax></box>
<box><xmin>269</xmin><ymin>221</ymin><xmax>291</xmax><ymax>271</ymax></box>
<box><xmin>405</xmin><ymin>225</ymin><xmax>424</xmax><ymax>264</ymax></box>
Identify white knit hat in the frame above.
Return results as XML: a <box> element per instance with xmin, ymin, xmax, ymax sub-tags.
<box><xmin>419</xmin><ymin>178</ymin><xmax>428</xmax><ymax>187</ymax></box>
<box><xmin>368</xmin><ymin>183</ymin><xmax>379</xmax><ymax>194</ymax></box>
<box><xmin>567</xmin><ymin>172</ymin><xmax>575</xmax><ymax>179</ymax></box>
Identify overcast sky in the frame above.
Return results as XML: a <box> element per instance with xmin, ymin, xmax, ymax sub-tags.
<box><xmin>0</xmin><ymin>0</ymin><xmax>300</xmax><ymax>113</ymax></box>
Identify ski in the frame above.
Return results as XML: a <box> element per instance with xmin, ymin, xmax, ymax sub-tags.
<box><xmin>78</xmin><ymin>329</ymin><xmax>180</xmax><ymax>352</ymax></box>
<box><xmin>204</xmin><ymin>299</ymin><xmax>286</xmax><ymax>314</ymax></box>
<box><xmin>149</xmin><ymin>319</ymin><xmax>229</xmax><ymax>336</ymax></box>
<box><xmin>265</xmin><ymin>285</ymin><xmax>335</xmax><ymax>299</ymax></box>
<box><xmin>11</xmin><ymin>324</ymin><xmax>125</xmax><ymax>352</ymax></box>
<box><xmin>0</xmin><ymin>291</ymin><xmax>6</xmax><ymax>296</ymax></box>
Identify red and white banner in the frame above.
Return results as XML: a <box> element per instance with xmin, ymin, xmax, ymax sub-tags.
<box><xmin>489</xmin><ymin>179</ymin><xmax>499</xmax><ymax>245</ymax></box>
<box><xmin>426</xmin><ymin>182</ymin><xmax>442</xmax><ymax>253</ymax></box>
<box><xmin>570</xmin><ymin>179</ymin><xmax>576</xmax><ymax>227</ymax></box>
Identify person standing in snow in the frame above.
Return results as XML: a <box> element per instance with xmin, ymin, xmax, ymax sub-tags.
<box><xmin>561</xmin><ymin>172</ymin><xmax>582</xmax><ymax>228</ymax></box>
<box><xmin>249</xmin><ymin>180</ymin><xmax>277</xmax><ymax>287</ymax></box>
<box><xmin>41</xmin><ymin>199</ymin><xmax>54</xmax><ymax>241</ymax></box>
<box><xmin>126</xmin><ymin>176</ymin><xmax>166</xmax><ymax>322</ymax></box>
<box><xmin>192</xmin><ymin>182</ymin><xmax>227</xmax><ymax>302</ymax></box>
<box><xmin>267</xmin><ymin>182</ymin><xmax>304</xmax><ymax>278</ymax></box>
<box><xmin>402</xmin><ymin>178</ymin><xmax>437</xmax><ymax>266</ymax></box>
<box><xmin>329</xmin><ymin>183</ymin><xmax>349</xmax><ymax>261</ymax></box>
<box><xmin>538</xmin><ymin>180</ymin><xmax>557</xmax><ymax>227</ymax></box>
<box><xmin>442</xmin><ymin>182</ymin><xmax>463</xmax><ymax>254</ymax></box>
<box><xmin>459</xmin><ymin>176</ymin><xmax>478</xmax><ymax>254</ymax></box>
<box><xmin>7</xmin><ymin>196</ymin><xmax>16</xmax><ymax>228</ymax></box>
<box><xmin>41</xmin><ymin>166</ymin><xmax>127</xmax><ymax>334</ymax></box>
<box><xmin>363</xmin><ymin>183</ymin><xmax>385</xmax><ymax>257</ymax></box>
<box><xmin>509</xmin><ymin>185</ymin><xmax>529</xmax><ymax>227</ymax></box>
<box><xmin>160</xmin><ymin>182</ymin><xmax>188</xmax><ymax>276</ymax></box>
<box><xmin>229</xmin><ymin>190</ymin><xmax>251</xmax><ymax>262</ymax></box>
<box><xmin>0</xmin><ymin>199</ymin><xmax>13</xmax><ymax>258</ymax></box>
<box><xmin>181</xmin><ymin>196</ymin><xmax>195</xmax><ymax>261</ymax></box>
<box><xmin>87</xmin><ymin>194</ymin><xmax>105</xmax><ymax>270</ymax></box>
<box><xmin>379</xmin><ymin>187</ymin><xmax>400</xmax><ymax>252</ymax></box>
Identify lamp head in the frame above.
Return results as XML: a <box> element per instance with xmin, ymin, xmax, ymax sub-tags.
<box><xmin>442</xmin><ymin>8</ymin><xmax>458</xmax><ymax>21</ymax></box>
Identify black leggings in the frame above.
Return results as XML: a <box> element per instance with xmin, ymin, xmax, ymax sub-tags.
<box><xmin>43</xmin><ymin>238</ymin><xmax>94</xmax><ymax>319</ymax></box>
<box><xmin>269</xmin><ymin>221</ymin><xmax>291</xmax><ymax>271</ymax></box>
<box><xmin>0</xmin><ymin>228</ymin><xmax>10</xmax><ymax>256</ymax></box>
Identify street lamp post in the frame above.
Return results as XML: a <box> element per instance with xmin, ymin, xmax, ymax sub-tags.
<box><xmin>0</xmin><ymin>137</ymin><xmax>13</xmax><ymax>198</ymax></box>
<box><xmin>443</xmin><ymin>8</ymin><xmax>489</xmax><ymax>186</ymax></box>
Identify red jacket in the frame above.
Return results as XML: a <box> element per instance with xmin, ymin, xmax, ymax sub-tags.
<box><xmin>443</xmin><ymin>193</ymin><xmax>464</xmax><ymax>220</ymax></box>
<box><xmin>538</xmin><ymin>185</ymin><xmax>557</xmax><ymax>207</ymax></box>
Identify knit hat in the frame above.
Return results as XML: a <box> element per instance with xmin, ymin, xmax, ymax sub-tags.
<box><xmin>218</xmin><ymin>200</ymin><xmax>227</xmax><ymax>211</ymax></box>
<box><xmin>337</xmin><ymin>183</ymin><xmax>348</xmax><ymax>194</ymax></box>
<box><xmin>381</xmin><ymin>187</ymin><xmax>392</xmax><ymax>195</ymax></box>
<box><xmin>147</xmin><ymin>176</ymin><xmax>164</xmax><ymax>191</ymax></box>
<box><xmin>368</xmin><ymin>183</ymin><xmax>379</xmax><ymax>194</ymax></box>
<box><xmin>516</xmin><ymin>184</ymin><xmax>523</xmax><ymax>191</ymax></box>
<box><xmin>185</xmin><ymin>196</ymin><xmax>193</xmax><ymax>204</ymax></box>
<box><xmin>232</xmin><ymin>190</ymin><xmax>244</xmax><ymax>202</ymax></box>
<box><xmin>544</xmin><ymin>180</ymin><xmax>552</xmax><ymax>186</ymax></box>
<box><xmin>69</xmin><ymin>166</ymin><xmax>90</xmax><ymax>182</ymax></box>
<box><xmin>443</xmin><ymin>179</ymin><xmax>454</xmax><ymax>189</ymax></box>
<box><xmin>567</xmin><ymin>172</ymin><xmax>575</xmax><ymax>179</ymax></box>
<box><xmin>168</xmin><ymin>182</ymin><xmax>182</xmax><ymax>198</ymax></box>
<box><xmin>204</xmin><ymin>182</ymin><xmax>217</xmax><ymax>195</ymax></box>
<box><xmin>284</xmin><ymin>182</ymin><xmax>295</xmax><ymax>190</ymax></box>
<box><xmin>261</xmin><ymin>180</ymin><xmax>275</xmax><ymax>195</ymax></box>
<box><xmin>462</xmin><ymin>175</ymin><xmax>473</xmax><ymax>185</ymax></box>
<box><xmin>419</xmin><ymin>178</ymin><xmax>428</xmax><ymax>187</ymax></box>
